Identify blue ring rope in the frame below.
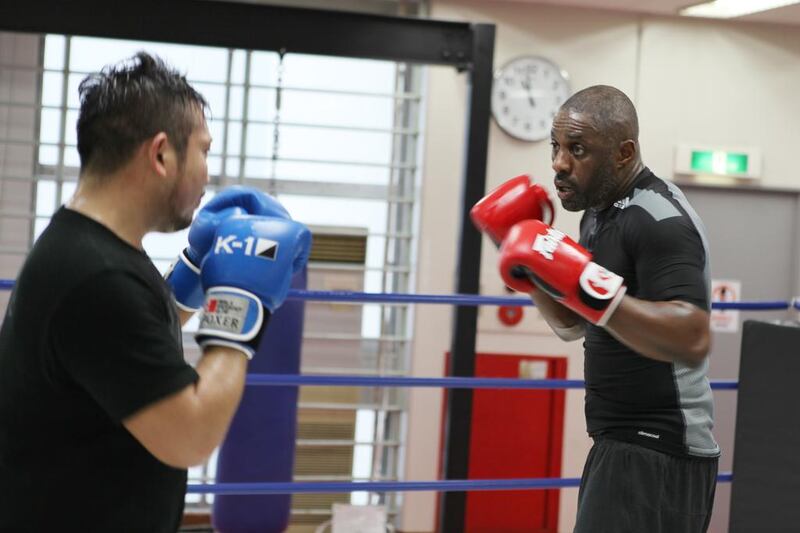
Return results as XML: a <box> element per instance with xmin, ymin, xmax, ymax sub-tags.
<box><xmin>187</xmin><ymin>473</ymin><xmax>732</xmax><ymax>494</ymax></box>
<box><xmin>291</xmin><ymin>289</ymin><xmax>790</xmax><ymax>310</ymax></box>
<box><xmin>0</xmin><ymin>279</ymin><xmax>791</xmax><ymax>309</ymax></box>
<box><xmin>0</xmin><ymin>278</ymin><xmax>744</xmax><ymax>388</ymax></box>
<box><xmin>0</xmin><ymin>279</ymin><xmax>757</xmax><ymax>391</ymax></box>
<box><xmin>246</xmin><ymin>374</ymin><xmax>738</xmax><ymax>390</ymax></box>
<box><xmin>0</xmin><ymin>273</ymin><xmax>738</xmax><ymax>495</ymax></box>
<box><xmin>711</xmin><ymin>300</ymin><xmax>789</xmax><ymax>310</ymax></box>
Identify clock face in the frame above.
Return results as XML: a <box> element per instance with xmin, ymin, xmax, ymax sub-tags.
<box><xmin>491</xmin><ymin>56</ymin><xmax>571</xmax><ymax>142</ymax></box>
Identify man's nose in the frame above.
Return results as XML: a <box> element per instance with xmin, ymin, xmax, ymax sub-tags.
<box><xmin>552</xmin><ymin>147</ymin><xmax>570</xmax><ymax>175</ymax></box>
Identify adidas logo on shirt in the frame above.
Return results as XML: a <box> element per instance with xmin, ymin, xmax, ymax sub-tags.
<box><xmin>613</xmin><ymin>198</ymin><xmax>630</xmax><ymax>210</ymax></box>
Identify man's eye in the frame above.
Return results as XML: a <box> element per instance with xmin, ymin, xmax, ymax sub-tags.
<box><xmin>572</xmin><ymin>145</ymin><xmax>585</xmax><ymax>156</ymax></box>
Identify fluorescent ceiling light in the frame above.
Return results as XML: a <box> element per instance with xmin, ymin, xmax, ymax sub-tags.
<box><xmin>680</xmin><ymin>0</ymin><xmax>800</xmax><ymax>18</ymax></box>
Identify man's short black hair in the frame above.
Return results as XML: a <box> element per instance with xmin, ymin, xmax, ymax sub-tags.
<box><xmin>76</xmin><ymin>51</ymin><xmax>208</xmax><ymax>176</ymax></box>
<box><xmin>560</xmin><ymin>85</ymin><xmax>639</xmax><ymax>146</ymax></box>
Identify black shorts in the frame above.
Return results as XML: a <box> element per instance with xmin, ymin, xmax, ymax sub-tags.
<box><xmin>574</xmin><ymin>437</ymin><xmax>718</xmax><ymax>533</ymax></box>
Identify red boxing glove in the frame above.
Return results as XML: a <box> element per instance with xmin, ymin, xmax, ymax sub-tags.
<box><xmin>470</xmin><ymin>174</ymin><xmax>554</xmax><ymax>246</ymax></box>
<box><xmin>499</xmin><ymin>220</ymin><xmax>627</xmax><ymax>326</ymax></box>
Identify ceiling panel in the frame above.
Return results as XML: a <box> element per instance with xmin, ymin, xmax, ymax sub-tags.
<box><xmin>485</xmin><ymin>0</ymin><xmax>690</xmax><ymax>15</ymax></box>
<box><xmin>739</xmin><ymin>3</ymin><xmax>800</xmax><ymax>24</ymax></box>
<box><xmin>482</xmin><ymin>0</ymin><xmax>800</xmax><ymax>26</ymax></box>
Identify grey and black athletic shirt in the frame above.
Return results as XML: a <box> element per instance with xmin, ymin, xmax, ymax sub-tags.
<box><xmin>579</xmin><ymin>167</ymin><xmax>720</xmax><ymax>458</ymax></box>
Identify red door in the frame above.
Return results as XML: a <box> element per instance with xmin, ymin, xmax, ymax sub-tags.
<box><xmin>441</xmin><ymin>353</ymin><xmax>567</xmax><ymax>533</ymax></box>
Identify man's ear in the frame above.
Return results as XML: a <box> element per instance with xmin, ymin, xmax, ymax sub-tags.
<box><xmin>147</xmin><ymin>132</ymin><xmax>172</xmax><ymax>177</ymax></box>
<box><xmin>617</xmin><ymin>139</ymin><xmax>637</xmax><ymax>168</ymax></box>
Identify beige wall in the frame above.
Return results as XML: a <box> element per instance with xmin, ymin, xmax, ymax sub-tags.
<box><xmin>0</xmin><ymin>32</ymin><xmax>39</xmax><ymax>310</ymax></box>
<box><xmin>638</xmin><ymin>17</ymin><xmax>800</xmax><ymax>185</ymax></box>
<box><xmin>404</xmin><ymin>2</ymin><xmax>800</xmax><ymax>532</ymax></box>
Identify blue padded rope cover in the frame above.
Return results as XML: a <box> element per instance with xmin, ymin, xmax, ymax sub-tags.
<box><xmin>212</xmin><ymin>268</ymin><xmax>306</xmax><ymax>533</ymax></box>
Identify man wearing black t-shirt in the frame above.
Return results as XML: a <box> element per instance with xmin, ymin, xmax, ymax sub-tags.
<box><xmin>477</xmin><ymin>85</ymin><xmax>718</xmax><ymax>532</ymax></box>
<box><xmin>0</xmin><ymin>53</ymin><xmax>310</xmax><ymax>532</ymax></box>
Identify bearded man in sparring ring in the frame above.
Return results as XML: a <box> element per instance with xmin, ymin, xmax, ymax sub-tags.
<box><xmin>0</xmin><ymin>52</ymin><xmax>310</xmax><ymax>532</ymax></box>
<box><xmin>474</xmin><ymin>85</ymin><xmax>719</xmax><ymax>532</ymax></box>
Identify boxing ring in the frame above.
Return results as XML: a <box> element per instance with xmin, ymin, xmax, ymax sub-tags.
<box><xmin>1</xmin><ymin>277</ymin><xmax>789</xmax><ymax>495</ymax></box>
<box><xmin>177</xmin><ymin>288</ymin><xmax>761</xmax><ymax>494</ymax></box>
<box><xmin>162</xmin><ymin>289</ymin><xmax>800</xmax><ymax>533</ymax></box>
<box><xmin>3</xmin><ymin>278</ymin><xmax>799</xmax><ymax>532</ymax></box>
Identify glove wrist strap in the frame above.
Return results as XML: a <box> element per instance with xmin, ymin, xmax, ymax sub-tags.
<box><xmin>165</xmin><ymin>249</ymin><xmax>204</xmax><ymax>312</ymax></box>
<box><xmin>195</xmin><ymin>287</ymin><xmax>271</xmax><ymax>360</ymax></box>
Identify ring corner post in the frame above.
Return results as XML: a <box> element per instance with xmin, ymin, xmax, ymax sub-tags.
<box><xmin>439</xmin><ymin>22</ymin><xmax>495</xmax><ymax>533</ymax></box>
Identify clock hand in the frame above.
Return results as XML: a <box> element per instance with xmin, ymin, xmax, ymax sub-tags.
<box><xmin>523</xmin><ymin>77</ymin><xmax>535</xmax><ymax>107</ymax></box>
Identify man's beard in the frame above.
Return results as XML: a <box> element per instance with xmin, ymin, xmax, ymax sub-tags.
<box><xmin>167</xmin><ymin>210</ymin><xmax>193</xmax><ymax>232</ymax></box>
<box><xmin>559</xmin><ymin>159</ymin><xmax>620</xmax><ymax>212</ymax></box>
<box><xmin>158</xmin><ymin>184</ymin><xmax>193</xmax><ymax>232</ymax></box>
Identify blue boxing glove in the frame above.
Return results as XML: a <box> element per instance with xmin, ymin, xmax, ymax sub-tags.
<box><xmin>165</xmin><ymin>186</ymin><xmax>291</xmax><ymax>312</ymax></box>
<box><xmin>195</xmin><ymin>215</ymin><xmax>311</xmax><ymax>359</ymax></box>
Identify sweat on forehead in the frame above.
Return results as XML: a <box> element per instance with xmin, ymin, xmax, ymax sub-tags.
<box><xmin>558</xmin><ymin>85</ymin><xmax>639</xmax><ymax>142</ymax></box>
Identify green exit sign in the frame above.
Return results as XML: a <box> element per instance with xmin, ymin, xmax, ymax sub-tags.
<box><xmin>690</xmin><ymin>150</ymin><xmax>749</xmax><ymax>175</ymax></box>
<box><xmin>675</xmin><ymin>145</ymin><xmax>761</xmax><ymax>179</ymax></box>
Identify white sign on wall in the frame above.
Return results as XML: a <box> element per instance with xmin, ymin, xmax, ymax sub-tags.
<box><xmin>710</xmin><ymin>279</ymin><xmax>741</xmax><ymax>333</ymax></box>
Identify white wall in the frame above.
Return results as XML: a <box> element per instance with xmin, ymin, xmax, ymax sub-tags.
<box><xmin>0</xmin><ymin>32</ymin><xmax>39</xmax><ymax>308</ymax></box>
<box><xmin>638</xmin><ymin>17</ymin><xmax>800</xmax><ymax>187</ymax></box>
<box><xmin>405</xmin><ymin>2</ymin><xmax>800</xmax><ymax>532</ymax></box>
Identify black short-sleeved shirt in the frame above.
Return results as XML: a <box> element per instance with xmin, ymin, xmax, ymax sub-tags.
<box><xmin>0</xmin><ymin>207</ymin><xmax>199</xmax><ymax>532</ymax></box>
<box><xmin>579</xmin><ymin>168</ymin><xmax>719</xmax><ymax>458</ymax></box>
